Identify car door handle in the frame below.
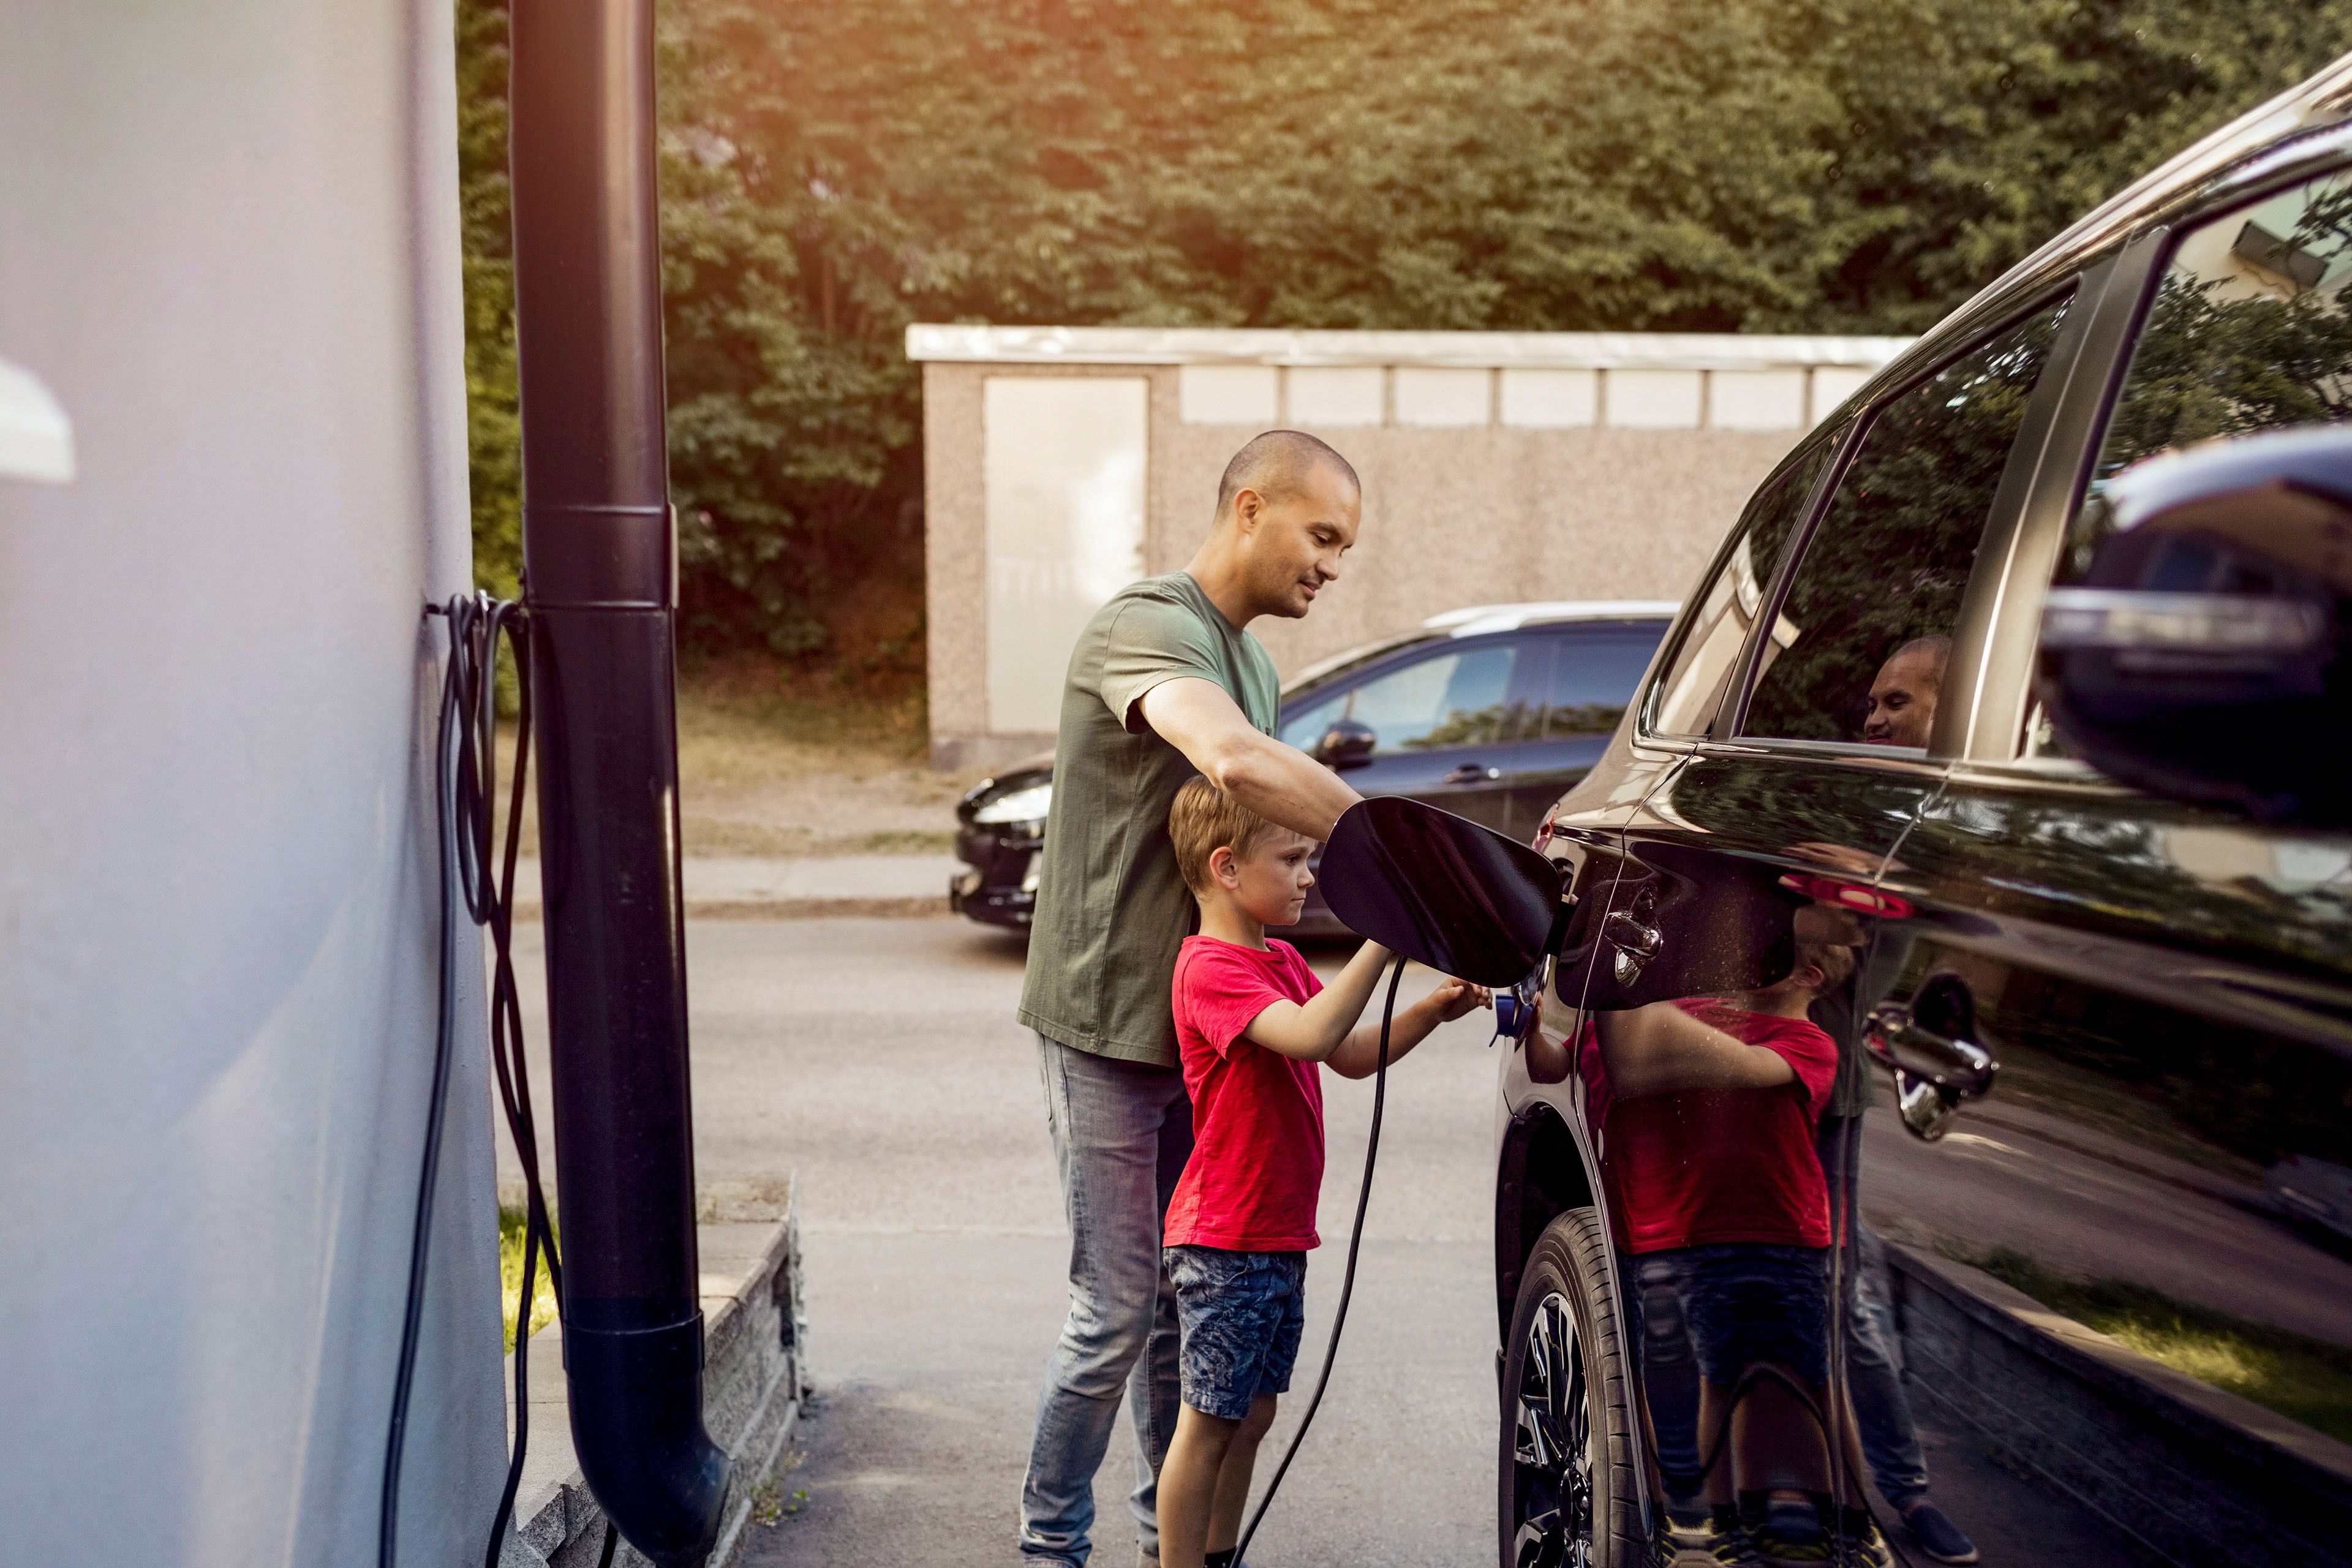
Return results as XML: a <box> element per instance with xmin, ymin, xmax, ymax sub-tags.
<box><xmin>1442</xmin><ymin>764</ymin><xmax>1502</xmax><ymax>785</ymax></box>
<box><xmin>1863</xmin><ymin>1002</ymin><xmax>1996</xmax><ymax>1096</ymax></box>
<box><xmin>1602</xmin><ymin>910</ymin><xmax>1662</xmax><ymax>984</ymax></box>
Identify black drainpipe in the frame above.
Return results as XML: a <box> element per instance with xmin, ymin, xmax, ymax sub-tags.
<box><xmin>508</xmin><ymin>0</ymin><xmax>729</xmax><ymax>1563</ymax></box>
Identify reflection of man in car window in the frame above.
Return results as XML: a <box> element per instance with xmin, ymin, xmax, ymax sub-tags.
<box><xmin>1862</xmin><ymin>635</ymin><xmax>1950</xmax><ymax>748</ymax></box>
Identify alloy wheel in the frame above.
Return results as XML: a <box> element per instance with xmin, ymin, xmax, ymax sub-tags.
<box><xmin>1510</xmin><ymin>1290</ymin><xmax>1594</xmax><ymax>1568</ymax></box>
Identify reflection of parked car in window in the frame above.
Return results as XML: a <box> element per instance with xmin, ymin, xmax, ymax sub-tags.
<box><xmin>1498</xmin><ymin>59</ymin><xmax>2352</xmax><ymax>1568</ymax></box>
<box><xmin>949</xmin><ymin>601</ymin><xmax>1673</xmax><ymax>932</ymax></box>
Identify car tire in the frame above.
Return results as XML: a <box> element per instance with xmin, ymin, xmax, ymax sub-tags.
<box><xmin>1499</xmin><ymin>1207</ymin><xmax>1643</xmax><ymax>1568</ymax></box>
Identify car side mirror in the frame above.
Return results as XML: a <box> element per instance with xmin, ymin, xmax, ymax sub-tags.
<box><xmin>1316</xmin><ymin>796</ymin><xmax>1564</xmax><ymax>986</ymax></box>
<box><xmin>1314</xmin><ymin>718</ymin><xmax>1378</xmax><ymax>771</ymax></box>
<box><xmin>2039</xmin><ymin>426</ymin><xmax>2352</xmax><ymax>828</ymax></box>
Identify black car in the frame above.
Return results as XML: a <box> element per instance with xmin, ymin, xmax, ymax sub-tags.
<box><xmin>951</xmin><ymin>600</ymin><xmax>1674</xmax><ymax>933</ymax></box>
<box><xmin>1499</xmin><ymin>61</ymin><xmax>2352</xmax><ymax>1568</ymax></box>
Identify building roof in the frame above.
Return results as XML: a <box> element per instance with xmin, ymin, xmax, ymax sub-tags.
<box><xmin>905</xmin><ymin>325</ymin><xmax>1913</xmax><ymax>371</ymax></box>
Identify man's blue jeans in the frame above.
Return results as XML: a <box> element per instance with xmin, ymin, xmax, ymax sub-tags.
<box><xmin>1020</xmin><ymin>1036</ymin><xmax>1195</xmax><ymax>1565</ymax></box>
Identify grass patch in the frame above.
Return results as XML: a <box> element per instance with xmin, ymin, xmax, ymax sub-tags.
<box><xmin>494</xmin><ymin>654</ymin><xmax>980</xmax><ymax>860</ymax></box>
<box><xmin>499</xmin><ymin>1205</ymin><xmax>559</xmax><ymax>1352</ymax></box>
<box><xmin>748</xmin><ymin>1480</ymin><xmax>809</xmax><ymax>1526</ymax></box>
<box><xmin>1965</xmin><ymin>1246</ymin><xmax>2352</xmax><ymax>1444</ymax></box>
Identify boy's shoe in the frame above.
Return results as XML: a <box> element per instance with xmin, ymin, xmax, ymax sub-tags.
<box><xmin>1751</xmin><ymin>1520</ymin><xmax>1834</xmax><ymax>1566</ymax></box>
<box><xmin>1836</xmin><ymin>1515</ymin><xmax>1893</xmax><ymax>1568</ymax></box>
<box><xmin>1901</xmin><ymin>1502</ymin><xmax>1978</xmax><ymax>1564</ymax></box>
<box><xmin>1701</xmin><ymin>1517</ymin><xmax>1764</xmax><ymax>1567</ymax></box>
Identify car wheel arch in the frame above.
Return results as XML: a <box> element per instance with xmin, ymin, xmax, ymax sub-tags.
<box><xmin>1494</xmin><ymin>1101</ymin><xmax>1600</xmax><ymax>1341</ymax></box>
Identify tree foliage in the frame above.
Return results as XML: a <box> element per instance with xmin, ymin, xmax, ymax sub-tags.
<box><xmin>453</xmin><ymin>0</ymin><xmax>2352</xmax><ymax>658</ymax></box>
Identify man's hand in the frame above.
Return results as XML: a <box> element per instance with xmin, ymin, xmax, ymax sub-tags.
<box><xmin>1137</xmin><ymin>677</ymin><xmax>1362</xmax><ymax>841</ymax></box>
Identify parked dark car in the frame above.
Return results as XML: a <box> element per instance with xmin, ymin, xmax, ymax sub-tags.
<box><xmin>950</xmin><ymin>601</ymin><xmax>1675</xmax><ymax>933</ymax></box>
<box><xmin>1498</xmin><ymin>61</ymin><xmax>2352</xmax><ymax>1568</ymax></box>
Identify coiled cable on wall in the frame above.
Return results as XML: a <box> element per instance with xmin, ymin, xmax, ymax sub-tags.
<box><xmin>381</xmin><ymin>593</ymin><xmax>561</xmax><ymax>1568</ymax></box>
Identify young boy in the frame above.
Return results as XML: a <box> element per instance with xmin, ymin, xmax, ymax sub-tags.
<box><xmin>1584</xmin><ymin>939</ymin><xmax>1889</xmax><ymax>1567</ymax></box>
<box><xmin>1155</xmin><ymin>777</ymin><xmax>1487</xmax><ymax>1568</ymax></box>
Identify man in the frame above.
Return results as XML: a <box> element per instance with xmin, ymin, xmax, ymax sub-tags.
<box><xmin>1809</xmin><ymin>628</ymin><xmax>1978</xmax><ymax>1563</ymax></box>
<box><xmin>1861</xmin><ymin>635</ymin><xmax>1950</xmax><ymax>747</ymax></box>
<box><xmin>1017</xmin><ymin>431</ymin><xmax>1368</xmax><ymax>1567</ymax></box>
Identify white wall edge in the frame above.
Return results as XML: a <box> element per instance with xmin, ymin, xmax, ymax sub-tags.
<box><xmin>0</xmin><ymin>355</ymin><xmax>76</xmax><ymax>484</ymax></box>
<box><xmin>907</xmin><ymin>323</ymin><xmax>1915</xmax><ymax>371</ymax></box>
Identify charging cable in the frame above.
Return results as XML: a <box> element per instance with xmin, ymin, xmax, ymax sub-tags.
<box><xmin>1229</xmin><ymin>951</ymin><xmax>1409</xmax><ymax>1563</ymax></box>
<box><xmin>382</xmin><ymin>594</ymin><xmax>562</xmax><ymax>1568</ymax></box>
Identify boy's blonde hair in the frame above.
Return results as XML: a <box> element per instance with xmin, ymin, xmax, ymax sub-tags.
<box><xmin>1169</xmin><ymin>775</ymin><xmax>1284</xmax><ymax>896</ymax></box>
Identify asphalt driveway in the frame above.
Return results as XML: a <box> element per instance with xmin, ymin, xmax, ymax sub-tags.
<box><xmin>501</xmin><ymin>914</ymin><xmax>2143</xmax><ymax>1567</ymax></box>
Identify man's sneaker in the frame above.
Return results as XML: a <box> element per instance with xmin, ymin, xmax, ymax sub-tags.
<box><xmin>1902</xmin><ymin>1502</ymin><xmax>1980</xmax><ymax>1565</ymax></box>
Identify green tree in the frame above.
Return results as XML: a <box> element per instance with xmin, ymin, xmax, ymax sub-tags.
<box><xmin>453</xmin><ymin>0</ymin><xmax>2352</xmax><ymax>660</ymax></box>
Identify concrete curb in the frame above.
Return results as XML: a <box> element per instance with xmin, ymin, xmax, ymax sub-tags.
<box><xmin>1887</xmin><ymin>1241</ymin><xmax>2352</xmax><ymax>1568</ymax></box>
<box><xmin>513</xmin><ymin>896</ymin><xmax>949</xmax><ymax>922</ymax></box>
<box><xmin>498</xmin><ymin>1181</ymin><xmax>808</xmax><ymax>1567</ymax></box>
<box><xmin>510</xmin><ymin>854</ymin><xmax>962</xmax><ymax>923</ymax></box>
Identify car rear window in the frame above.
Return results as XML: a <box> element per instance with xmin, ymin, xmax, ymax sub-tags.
<box><xmin>1524</xmin><ymin>630</ymin><xmax>1667</xmax><ymax>737</ymax></box>
<box><xmin>2022</xmin><ymin>165</ymin><xmax>2352</xmax><ymax>759</ymax></box>
<box><xmin>1278</xmin><ymin>642</ymin><xmax>1520</xmax><ymax>754</ymax></box>
<box><xmin>2079</xmin><ymin>165</ymin><xmax>2352</xmax><ymax>527</ymax></box>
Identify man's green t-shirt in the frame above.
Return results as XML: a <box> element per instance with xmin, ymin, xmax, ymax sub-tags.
<box><xmin>1018</xmin><ymin>571</ymin><xmax>1281</xmax><ymax>1068</ymax></box>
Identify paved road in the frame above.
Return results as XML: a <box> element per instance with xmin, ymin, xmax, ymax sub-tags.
<box><xmin>500</xmin><ymin>914</ymin><xmax>2144</xmax><ymax>1568</ymax></box>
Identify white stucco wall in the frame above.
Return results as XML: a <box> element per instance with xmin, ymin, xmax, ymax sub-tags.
<box><xmin>0</xmin><ymin>2</ymin><xmax>504</xmax><ymax>1562</ymax></box>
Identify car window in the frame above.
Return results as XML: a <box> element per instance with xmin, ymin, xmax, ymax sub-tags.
<box><xmin>1281</xmin><ymin>643</ymin><xmax>1519</xmax><ymax>755</ymax></box>
<box><xmin>2025</xmin><ymin>165</ymin><xmax>2352</xmax><ymax>756</ymax></box>
<box><xmin>1644</xmin><ymin>439</ymin><xmax>1836</xmax><ymax>737</ymax></box>
<box><xmin>1528</xmin><ymin>630</ymin><xmax>1667</xmax><ymax>738</ymax></box>
<box><xmin>1276</xmin><ymin>692</ymin><xmax>1344</xmax><ymax>751</ymax></box>
<box><xmin>1742</xmin><ymin>295</ymin><xmax>2072</xmax><ymax>747</ymax></box>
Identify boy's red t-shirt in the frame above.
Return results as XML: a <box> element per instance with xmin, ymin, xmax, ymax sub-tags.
<box><xmin>1163</xmin><ymin>935</ymin><xmax>1325</xmax><ymax>1252</ymax></box>
<box><xmin>1579</xmin><ymin>998</ymin><xmax>1836</xmax><ymax>1254</ymax></box>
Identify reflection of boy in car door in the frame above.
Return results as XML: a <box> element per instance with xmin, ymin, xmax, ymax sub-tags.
<box><xmin>1577</xmin><ymin>941</ymin><xmax>1890</xmax><ymax>1567</ymax></box>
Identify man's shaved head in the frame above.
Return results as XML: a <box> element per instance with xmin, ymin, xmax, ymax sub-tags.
<box><xmin>1214</xmin><ymin>429</ymin><xmax>1360</xmax><ymax>519</ymax></box>
<box><xmin>1864</xmin><ymin>634</ymin><xmax>1953</xmax><ymax>747</ymax></box>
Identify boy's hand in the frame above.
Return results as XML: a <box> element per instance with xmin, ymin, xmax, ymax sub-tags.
<box><xmin>1422</xmin><ymin>976</ymin><xmax>1490</xmax><ymax>1024</ymax></box>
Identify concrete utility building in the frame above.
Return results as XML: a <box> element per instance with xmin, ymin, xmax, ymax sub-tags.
<box><xmin>912</xmin><ymin>325</ymin><xmax>1912</xmax><ymax>769</ymax></box>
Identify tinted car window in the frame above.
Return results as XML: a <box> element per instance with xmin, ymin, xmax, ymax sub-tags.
<box><xmin>2062</xmin><ymin>167</ymin><xmax>2352</xmax><ymax>583</ymax></box>
<box><xmin>1529</xmin><ymin>630</ymin><xmax>1666</xmax><ymax>737</ymax></box>
<box><xmin>1278</xmin><ymin>643</ymin><xmax>1520</xmax><ymax>755</ymax></box>
<box><xmin>2024</xmin><ymin>168</ymin><xmax>2352</xmax><ymax>760</ymax></box>
<box><xmin>1743</xmin><ymin>296</ymin><xmax>2071</xmax><ymax>746</ymax></box>
<box><xmin>1276</xmin><ymin>691</ymin><xmax>1343</xmax><ymax>750</ymax></box>
<box><xmin>1350</xmin><ymin>644</ymin><xmax>1517</xmax><ymax>752</ymax></box>
<box><xmin>1645</xmin><ymin>440</ymin><xmax>1835</xmax><ymax>737</ymax></box>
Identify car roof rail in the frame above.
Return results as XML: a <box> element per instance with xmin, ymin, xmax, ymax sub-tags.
<box><xmin>1425</xmin><ymin>600</ymin><xmax>1681</xmax><ymax>638</ymax></box>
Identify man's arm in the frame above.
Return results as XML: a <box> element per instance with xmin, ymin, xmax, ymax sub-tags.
<box><xmin>1137</xmin><ymin>676</ymin><xmax>1361</xmax><ymax>840</ymax></box>
<box><xmin>1594</xmin><ymin>1003</ymin><xmax>1793</xmax><ymax>1098</ymax></box>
